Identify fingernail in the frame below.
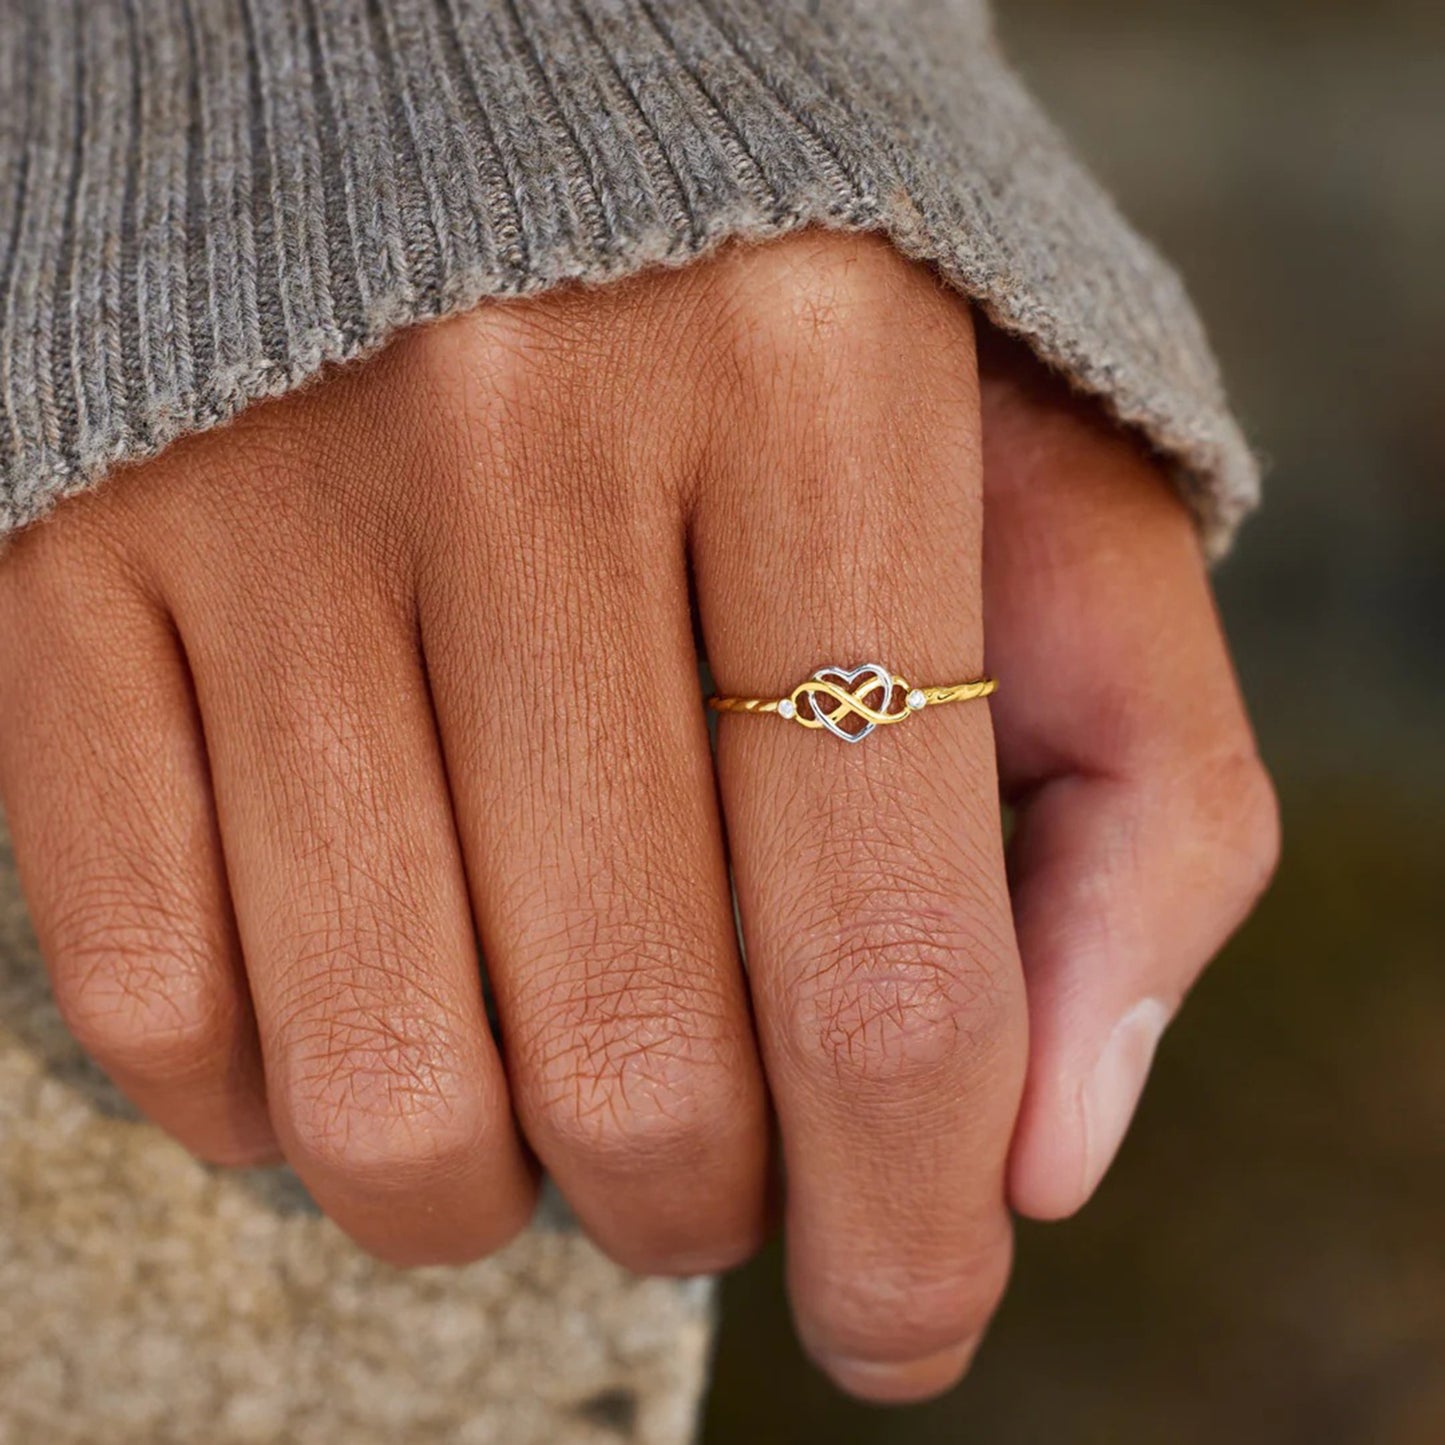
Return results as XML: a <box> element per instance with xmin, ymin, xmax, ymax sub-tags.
<box><xmin>822</xmin><ymin>1339</ymin><xmax>979</xmax><ymax>1403</ymax></box>
<box><xmin>1080</xmin><ymin>998</ymin><xmax>1171</xmax><ymax>1203</ymax></box>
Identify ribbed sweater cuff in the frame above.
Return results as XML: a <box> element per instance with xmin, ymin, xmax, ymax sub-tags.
<box><xmin>0</xmin><ymin>0</ymin><xmax>1257</xmax><ymax>553</ymax></box>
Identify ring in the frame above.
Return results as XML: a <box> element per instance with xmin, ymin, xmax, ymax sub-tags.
<box><xmin>707</xmin><ymin>662</ymin><xmax>997</xmax><ymax>744</ymax></box>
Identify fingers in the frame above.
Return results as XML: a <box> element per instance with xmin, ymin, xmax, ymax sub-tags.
<box><xmin>414</xmin><ymin>310</ymin><xmax>770</xmax><ymax>1276</ymax></box>
<box><xmin>0</xmin><ymin>515</ymin><xmax>275</xmax><ymax>1166</ymax></box>
<box><xmin>977</xmin><ymin>333</ymin><xmax>1279</xmax><ymax>1220</ymax></box>
<box><xmin>692</xmin><ymin>237</ymin><xmax>1027</xmax><ymax>1401</ymax></box>
<box><xmin>164</xmin><ymin>481</ymin><xmax>536</xmax><ymax>1265</ymax></box>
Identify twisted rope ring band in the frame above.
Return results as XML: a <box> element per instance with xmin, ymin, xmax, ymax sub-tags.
<box><xmin>708</xmin><ymin>663</ymin><xmax>996</xmax><ymax>744</ymax></box>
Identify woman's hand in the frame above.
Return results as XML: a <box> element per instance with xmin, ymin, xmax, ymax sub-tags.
<box><xmin>0</xmin><ymin>232</ymin><xmax>1276</xmax><ymax>1402</ymax></box>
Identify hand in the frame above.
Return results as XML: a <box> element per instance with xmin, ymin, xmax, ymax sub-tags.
<box><xmin>0</xmin><ymin>232</ymin><xmax>1276</xmax><ymax>1401</ymax></box>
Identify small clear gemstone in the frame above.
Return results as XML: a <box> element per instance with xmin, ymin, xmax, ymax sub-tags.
<box><xmin>777</xmin><ymin>698</ymin><xmax>797</xmax><ymax>720</ymax></box>
<box><xmin>906</xmin><ymin>689</ymin><xmax>927</xmax><ymax>711</ymax></box>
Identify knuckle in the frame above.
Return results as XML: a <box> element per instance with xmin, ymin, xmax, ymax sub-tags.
<box><xmin>47</xmin><ymin>905</ymin><xmax>227</xmax><ymax>1081</ymax></box>
<box><xmin>530</xmin><ymin>1066</ymin><xmax>720</xmax><ymax>1175</ymax></box>
<box><xmin>725</xmin><ymin>264</ymin><xmax>863</xmax><ymax>381</ymax></box>
<box><xmin>727</xmin><ymin>231</ymin><xmax>905</xmax><ymax>341</ymax></box>
<box><xmin>711</xmin><ymin>230</ymin><xmax>969</xmax><ymax>414</ymax></box>
<box><xmin>411</xmin><ymin>303</ymin><xmax>648</xmax><ymax>537</ymax></box>
<box><xmin>779</xmin><ymin>895</ymin><xmax>1012</xmax><ymax>1094</ymax></box>
<box><xmin>277</xmin><ymin>1004</ymin><xmax>488</xmax><ymax>1186</ymax></box>
<box><xmin>517</xmin><ymin>936</ymin><xmax>742</xmax><ymax>1170</ymax></box>
<box><xmin>0</xmin><ymin>486</ymin><xmax>144</xmax><ymax>610</ymax></box>
<box><xmin>1187</xmin><ymin>749</ymin><xmax>1281</xmax><ymax>915</ymax></box>
<box><xmin>1226</xmin><ymin>754</ymin><xmax>1282</xmax><ymax>903</ymax></box>
<box><xmin>425</xmin><ymin>302</ymin><xmax>599</xmax><ymax>440</ymax></box>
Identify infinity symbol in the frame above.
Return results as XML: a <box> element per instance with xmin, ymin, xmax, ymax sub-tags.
<box><xmin>789</xmin><ymin>664</ymin><xmax>908</xmax><ymax>743</ymax></box>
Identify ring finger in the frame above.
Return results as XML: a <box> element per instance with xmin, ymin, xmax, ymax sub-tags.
<box><xmin>693</xmin><ymin>245</ymin><xmax>1027</xmax><ymax>1401</ymax></box>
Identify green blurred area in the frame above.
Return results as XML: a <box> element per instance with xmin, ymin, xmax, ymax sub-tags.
<box><xmin>704</xmin><ymin>2</ymin><xmax>1445</xmax><ymax>1439</ymax></box>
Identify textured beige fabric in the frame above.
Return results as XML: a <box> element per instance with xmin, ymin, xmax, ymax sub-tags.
<box><xmin>0</xmin><ymin>817</ymin><xmax>714</xmax><ymax>1445</ymax></box>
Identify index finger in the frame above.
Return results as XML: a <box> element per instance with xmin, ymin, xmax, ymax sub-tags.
<box><xmin>691</xmin><ymin>240</ymin><xmax>1026</xmax><ymax>1402</ymax></box>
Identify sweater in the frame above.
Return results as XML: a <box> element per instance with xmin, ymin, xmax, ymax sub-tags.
<box><xmin>0</xmin><ymin>3</ymin><xmax>1256</xmax><ymax>1441</ymax></box>
<box><xmin>0</xmin><ymin>0</ymin><xmax>1256</xmax><ymax>553</ymax></box>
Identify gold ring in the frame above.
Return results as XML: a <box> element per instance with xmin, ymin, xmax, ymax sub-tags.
<box><xmin>707</xmin><ymin>662</ymin><xmax>996</xmax><ymax>744</ymax></box>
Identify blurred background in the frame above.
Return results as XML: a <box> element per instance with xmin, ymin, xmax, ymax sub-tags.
<box><xmin>705</xmin><ymin>1</ymin><xmax>1445</xmax><ymax>1440</ymax></box>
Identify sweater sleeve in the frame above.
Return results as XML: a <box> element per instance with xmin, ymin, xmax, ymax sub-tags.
<box><xmin>0</xmin><ymin>0</ymin><xmax>1256</xmax><ymax>554</ymax></box>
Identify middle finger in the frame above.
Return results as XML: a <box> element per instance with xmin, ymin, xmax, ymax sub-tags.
<box><xmin>417</xmin><ymin>312</ymin><xmax>770</xmax><ymax>1275</ymax></box>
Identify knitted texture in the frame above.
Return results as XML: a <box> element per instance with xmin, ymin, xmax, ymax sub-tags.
<box><xmin>0</xmin><ymin>0</ymin><xmax>1256</xmax><ymax>554</ymax></box>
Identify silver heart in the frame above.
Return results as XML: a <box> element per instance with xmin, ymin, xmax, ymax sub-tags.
<box><xmin>805</xmin><ymin>663</ymin><xmax>896</xmax><ymax>743</ymax></box>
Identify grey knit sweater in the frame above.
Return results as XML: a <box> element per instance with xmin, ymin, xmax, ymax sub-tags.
<box><xmin>0</xmin><ymin>4</ymin><xmax>1256</xmax><ymax>1441</ymax></box>
<box><xmin>0</xmin><ymin>0</ymin><xmax>1256</xmax><ymax>553</ymax></box>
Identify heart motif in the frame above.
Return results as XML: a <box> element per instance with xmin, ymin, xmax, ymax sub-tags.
<box><xmin>800</xmin><ymin>663</ymin><xmax>898</xmax><ymax>743</ymax></box>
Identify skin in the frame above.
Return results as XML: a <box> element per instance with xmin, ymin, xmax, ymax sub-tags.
<box><xmin>0</xmin><ymin>232</ymin><xmax>1278</xmax><ymax>1402</ymax></box>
